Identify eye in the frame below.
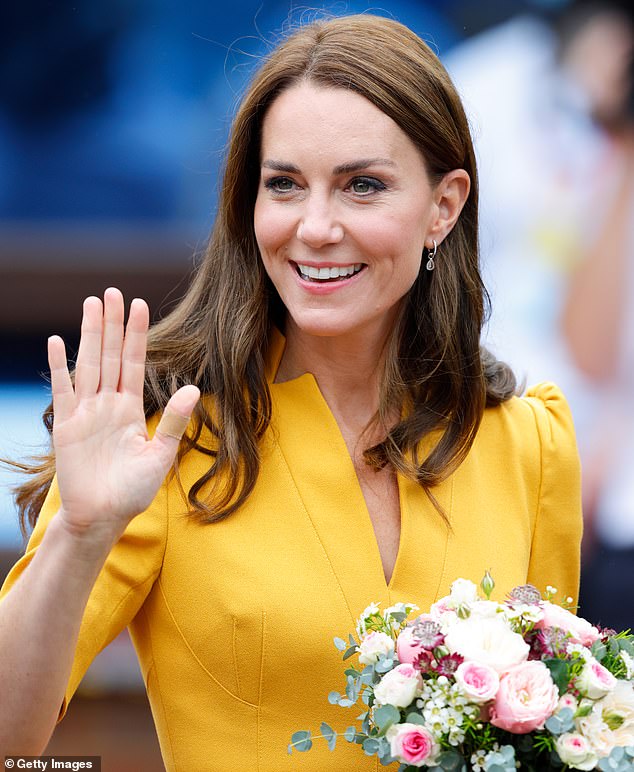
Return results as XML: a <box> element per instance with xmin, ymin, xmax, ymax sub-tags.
<box><xmin>348</xmin><ymin>176</ymin><xmax>387</xmax><ymax>195</ymax></box>
<box><xmin>263</xmin><ymin>176</ymin><xmax>296</xmax><ymax>193</ymax></box>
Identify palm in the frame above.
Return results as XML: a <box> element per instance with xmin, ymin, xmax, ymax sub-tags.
<box><xmin>49</xmin><ymin>289</ymin><xmax>199</xmax><ymax>536</ymax></box>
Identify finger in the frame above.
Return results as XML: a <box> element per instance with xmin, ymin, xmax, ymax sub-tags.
<box><xmin>99</xmin><ymin>287</ymin><xmax>125</xmax><ymax>391</ymax></box>
<box><xmin>74</xmin><ymin>297</ymin><xmax>103</xmax><ymax>399</ymax></box>
<box><xmin>119</xmin><ymin>298</ymin><xmax>150</xmax><ymax>396</ymax></box>
<box><xmin>48</xmin><ymin>335</ymin><xmax>76</xmax><ymax>421</ymax></box>
<box><xmin>154</xmin><ymin>385</ymin><xmax>200</xmax><ymax>443</ymax></box>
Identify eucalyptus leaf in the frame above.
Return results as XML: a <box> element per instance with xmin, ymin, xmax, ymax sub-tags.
<box><xmin>289</xmin><ymin>730</ymin><xmax>313</xmax><ymax>752</ymax></box>
<box><xmin>362</xmin><ymin>737</ymin><xmax>381</xmax><ymax>756</ymax></box>
<box><xmin>374</xmin><ymin>704</ymin><xmax>400</xmax><ymax>734</ymax></box>
<box><xmin>320</xmin><ymin>722</ymin><xmax>337</xmax><ymax>751</ymax></box>
<box><xmin>328</xmin><ymin>691</ymin><xmax>341</xmax><ymax>705</ymax></box>
<box><xmin>334</xmin><ymin>636</ymin><xmax>347</xmax><ymax>651</ymax></box>
<box><xmin>404</xmin><ymin>712</ymin><xmax>426</xmax><ymax>725</ymax></box>
<box><xmin>343</xmin><ymin>645</ymin><xmax>358</xmax><ymax>661</ymax></box>
<box><xmin>344</xmin><ymin>725</ymin><xmax>357</xmax><ymax>742</ymax></box>
<box><xmin>375</xmin><ymin>657</ymin><xmax>394</xmax><ymax>673</ymax></box>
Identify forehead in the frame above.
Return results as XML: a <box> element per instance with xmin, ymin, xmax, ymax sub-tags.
<box><xmin>260</xmin><ymin>82</ymin><xmax>420</xmax><ymax>165</ymax></box>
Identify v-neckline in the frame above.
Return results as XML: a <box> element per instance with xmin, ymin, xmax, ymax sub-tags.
<box><xmin>266</xmin><ymin>328</ymin><xmax>453</xmax><ymax>618</ymax></box>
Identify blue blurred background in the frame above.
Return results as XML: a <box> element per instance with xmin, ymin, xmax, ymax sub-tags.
<box><xmin>2</xmin><ymin>0</ymin><xmax>633</xmax><ymax>767</ymax></box>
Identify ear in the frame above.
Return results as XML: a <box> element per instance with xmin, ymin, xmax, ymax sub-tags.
<box><xmin>425</xmin><ymin>169</ymin><xmax>471</xmax><ymax>248</ymax></box>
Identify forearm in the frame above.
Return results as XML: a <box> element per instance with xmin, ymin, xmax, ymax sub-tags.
<box><xmin>0</xmin><ymin>511</ymin><xmax>119</xmax><ymax>754</ymax></box>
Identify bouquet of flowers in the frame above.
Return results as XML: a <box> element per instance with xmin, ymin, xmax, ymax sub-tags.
<box><xmin>289</xmin><ymin>574</ymin><xmax>634</xmax><ymax>770</ymax></box>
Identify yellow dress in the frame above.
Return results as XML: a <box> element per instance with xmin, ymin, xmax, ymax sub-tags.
<box><xmin>0</xmin><ymin>332</ymin><xmax>582</xmax><ymax>771</ymax></box>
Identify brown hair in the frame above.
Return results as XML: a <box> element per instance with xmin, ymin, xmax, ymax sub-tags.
<box><xmin>16</xmin><ymin>14</ymin><xmax>516</xmax><ymax>533</ymax></box>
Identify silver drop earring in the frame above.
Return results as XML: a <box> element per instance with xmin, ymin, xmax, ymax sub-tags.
<box><xmin>426</xmin><ymin>240</ymin><xmax>437</xmax><ymax>271</ymax></box>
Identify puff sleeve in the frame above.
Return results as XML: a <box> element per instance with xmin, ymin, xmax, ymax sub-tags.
<box><xmin>0</xmin><ymin>462</ymin><xmax>168</xmax><ymax>718</ymax></box>
<box><xmin>522</xmin><ymin>383</ymin><xmax>583</xmax><ymax>606</ymax></box>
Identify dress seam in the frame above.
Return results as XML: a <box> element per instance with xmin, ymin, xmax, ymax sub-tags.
<box><xmin>156</xmin><ymin>578</ymin><xmax>259</xmax><ymax>709</ymax></box>
<box><xmin>271</xmin><ymin>439</ymin><xmax>357</xmax><ymax>628</ymax></box>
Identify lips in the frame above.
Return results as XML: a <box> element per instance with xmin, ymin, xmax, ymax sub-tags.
<box><xmin>295</xmin><ymin>262</ymin><xmax>365</xmax><ymax>282</ymax></box>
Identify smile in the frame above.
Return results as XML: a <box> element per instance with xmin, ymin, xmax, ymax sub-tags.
<box><xmin>295</xmin><ymin>263</ymin><xmax>365</xmax><ymax>282</ymax></box>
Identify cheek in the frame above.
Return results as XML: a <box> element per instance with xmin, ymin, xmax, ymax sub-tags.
<box><xmin>253</xmin><ymin>198</ymin><xmax>294</xmax><ymax>256</ymax></box>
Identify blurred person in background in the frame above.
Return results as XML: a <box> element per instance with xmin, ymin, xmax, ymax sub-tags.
<box><xmin>446</xmin><ymin>0</ymin><xmax>634</xmax><ymax>631</ymax></box>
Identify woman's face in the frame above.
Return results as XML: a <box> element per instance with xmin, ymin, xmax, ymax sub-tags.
<box><xmin>253</xmin><ymin>82</ymin><xmax>442</xmax><ymax>343</ymax></box>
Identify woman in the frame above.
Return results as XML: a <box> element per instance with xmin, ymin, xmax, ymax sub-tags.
<box><xmin>0</xmin><ymin>14</ymin><xmax>582</xmax><ymax>770</ymax></box>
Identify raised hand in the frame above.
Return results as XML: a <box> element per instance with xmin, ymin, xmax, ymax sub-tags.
<box><xmin>48</xmin><ymin>288</ymin><xmax>199</xmax><ymax>543</ymax></box>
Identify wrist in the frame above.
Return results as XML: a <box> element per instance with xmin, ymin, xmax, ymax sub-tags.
<box><xmin>50</xmin><ymin>509</ymin><xmax>124</xmax><ymax>565</ymax></box>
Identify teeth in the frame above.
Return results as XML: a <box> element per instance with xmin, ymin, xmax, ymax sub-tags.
<box><xmin>297</xmin><ymin>263</ymin><xmax>364</xmax><ymax>281</ymax></box>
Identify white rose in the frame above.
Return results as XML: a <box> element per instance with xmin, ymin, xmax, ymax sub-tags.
<box><xmin>469</xmin><ymin>600</ymin><xmax>505</xmax><ymax>620</ymax></box>
<box><xmin>358</xmin><ymin>631</ymin><xmax>395</xmax><ymax>665</ymax></box>
<box><xmin>555</xmin><ymin>732</ymin><xmax>599</xmax><ymax>770</ymax></box>
<box><xmin>575</xmin><ymin>706</ymin><xmax>616</xmax><ymax>759</ymax></box>
<box><xmin>444</xmin><ymin>616</ymin><xmax>530</xmax><ymax>673</ymax></box>
<box><xmin>600</xmin><ymin>679</ymin><xmax>634</xmax><ymax>749</ymax></box>
<box><xmin>449</xmin><ymin>578</ymin><xmax>479</xmax><ymax>607</ymax></box>
<box><xmin>576</xmin><ymin>658</ymin><xmax>617</xmax><ymax>699</ymax></box>
<box><xmin>373</xmin><ymin>663</ymin><xmax>422</xmax><ymax>708</ymax></box>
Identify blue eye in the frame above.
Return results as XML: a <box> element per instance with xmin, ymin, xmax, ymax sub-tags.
<box><xmin>264</xmin><ymin>176</ymin><xmax>295</xmax><ymax>193</ymax></box>
<box><xmin>349</xmin><ymin>177</ymin><xmax>387</xmax><ymax>195</ymax></box>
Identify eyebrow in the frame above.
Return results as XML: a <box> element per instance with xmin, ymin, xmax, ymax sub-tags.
<box><xmin>261</xmin><ymin>158</ymin><xmax>396</xmax><ymax>175</ymax></box>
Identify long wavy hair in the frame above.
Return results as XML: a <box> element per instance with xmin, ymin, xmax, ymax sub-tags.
<box><xmin>15</xmin><ymin>14</ymin><xmax>516</xmax><ymax>533</ymax></box>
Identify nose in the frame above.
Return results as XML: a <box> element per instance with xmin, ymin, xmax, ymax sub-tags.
<box><xmin>296</xmin><ymin>196</ymin><xmax>344</xmax><ymax>247</ymax></box>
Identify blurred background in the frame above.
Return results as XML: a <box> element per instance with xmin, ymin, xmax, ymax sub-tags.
<box><xmin>1</xmin><ymin>0</ymin><xmax>632</xmax><ymax>768</ymax></box>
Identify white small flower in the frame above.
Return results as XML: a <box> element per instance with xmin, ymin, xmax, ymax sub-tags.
<box><xmin>566</xmin><ymin>643</ymin><xmax>592</xmax><ymax>661</ymax></box>
<box><xmin>470</xmin><ymin>749</ymin><xmax>487</xmax><ymax>771</ymax></box>
<box><xmin>620</xmin><ymin>650</ymin><xmax>634</xmax><ymax>679</ymax></box>
<box><xmin>356</xmin><ymin>602</ymin><xmax>381</xmax><ymax>636</ymax></box>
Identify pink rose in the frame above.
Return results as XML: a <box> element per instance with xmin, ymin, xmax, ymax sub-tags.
<box><xmin>490</xmin><ymin>661</ymin><xmax>559</xmax><ymax>733</ymax></box>
<box><xmin>387</xmin><ymin>723</ymin><xmax>439</xmax><ymax>767</ymax></box>
<box><xmin>537</xmin><ymin>602</ymin><xmax>600</xmax><ymax>647</ymax></box>
<box><xmin>397</xmin><ymin>625</ymin><xmax>428</xmax><ymax>666</ymax></box>
<box><xmin>373</xmin><ymin>664</ymin><xmax>422</xmax><ymax>709</ymax></box>
<box><xmin>454</xmin><ymin>661</ymin><xmax>500</xmax><ymax>703</ymax></box>
<box><xmin>576</xmin><ymin>658</ymin><xmax>617</xmax><ymax>699</ymax></box>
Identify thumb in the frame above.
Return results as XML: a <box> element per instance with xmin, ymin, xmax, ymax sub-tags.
<box><xmin>154</xmin><ymin>385</ymin><xmax>200</xmax><ymax>444</ymax></box>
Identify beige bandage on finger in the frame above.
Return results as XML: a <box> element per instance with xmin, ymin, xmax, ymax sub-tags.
<box><xmin>156</xmin><ymin>409</ymin><xmax>191</xmax><ymax>440</ymax></box>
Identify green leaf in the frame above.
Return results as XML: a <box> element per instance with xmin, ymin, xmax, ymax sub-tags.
<box><xmin>349</xmin><ymin>633</ymin><xmax>358</xmax><ymax>647</ymax></box>
<box><xmin>344</xmin><ymin>725</ymin><xmax>358</xmax><ymax>742</ymax></box>
<box><xmin>592</xmin><ymin>641</ymin><xmax>607</xmax><ymax>662</ymax></box>
<box><xmin>328</xmin><ymin>691</ymin><xmax>341</xmax><ymax>705</ymax></box>
<box><xmin>334</xmin><ymin>636</ymin><xmax>347</xmax><ymax>651</ymax></box>
<box><xmin>405</xmin><ymin>712</ymin><xmax>426</xmax><ymax>725</ymax></box>
<box><xmin>290</xmin><ymin>730</ymin><xmax>313</xmax><ymax>752</ymax></box>
<box><xmin>374</xmin><ymin>704</ymin><xmax>400</xmax><ymax>735</ymax></box>
<box><xmin>543</xmin><ymin>658</ymin><xmax>571</xmax><ymax>695</ymax></box>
